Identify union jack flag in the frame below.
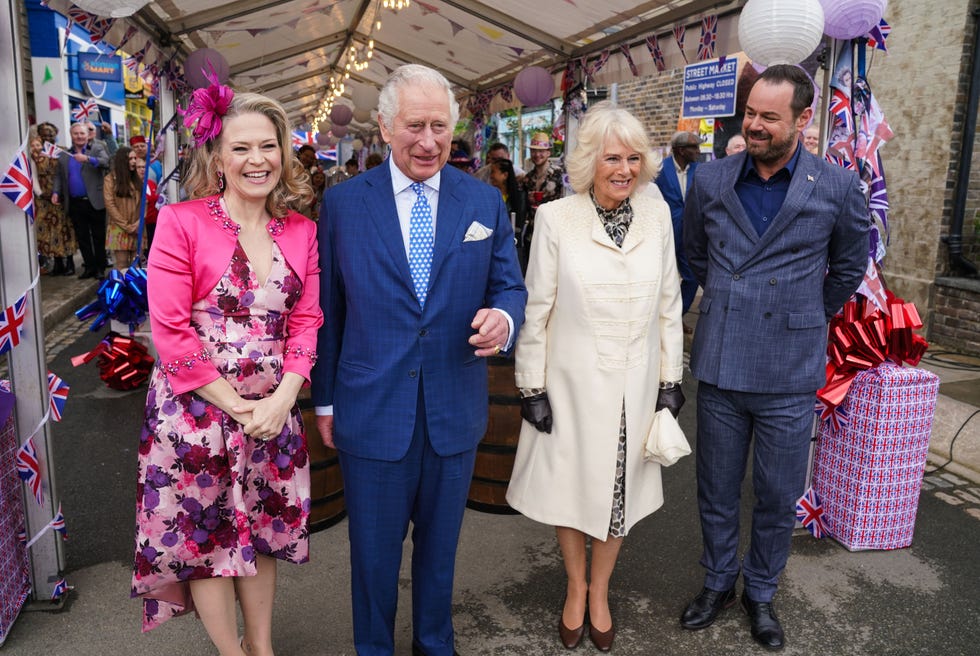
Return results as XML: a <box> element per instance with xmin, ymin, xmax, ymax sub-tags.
<box><xmin>317</xmin><ymin>146</ymin><xmax>338</xmax><ymax>161</ymax></box>
<box><xmin>698</xmin><ymin>15</ymin><xmax>717</xmax><ymax>61</ymax></box>
<box><xmin>866</xmin><ymin>19</ymin><xmax>891</xmax><ymax>52</ymax></box>
<box><xmin>815</xmin><ymin>398</ymin><xmax>850</xmax><ymax>434</ymax></box>
<box><xmin>291</xmin><ymin>131</ymin><xmax>315</xmax><ymax>148</ymax></box>
<box><xmin>47</xmin><ymin>371</ymin><xmax>70</xmax><ymax>422</ymax></box>
<box><xmin>17</xmin><ymin>526</ymin><xmax>26</xmax><ymax>546</ymax></box>
<box><xmin>51</xmin><ymin>503</ymin><xmax>68</xmax><ymax>538</ymax></box>
<box><xmin>646</xmin><ymin>35</ymin><xmax>666</xmax><ymax>72</ymax></box>
<box><xmin>828</xmin><ymin>89</ymin><xmax>853</xmax><ymax>134</ymax></box>
<box><xmin>72</xmin><ymin>98</ymin><xmax>98</xmax><ymax>121</ymax></box>
<box><xmin>1</xmin><ymin>141</ymin><xmax>35</xmax><ymax>221</ymax></box>
<box><xmin>796</xmin><ymin>487</ymin><xmax>826</xmax><ymax>539</ymax></box>
<box><xmin>673</xmin><ymin>24</ymin><xmax>688</xmax><ymax>63</ymax></box>
<box><xmin>41</xmin><ymin>141</ymin><xmax>62</xmax><ymax>158</ymax></box>
<box><xmin>16</xmin><ymin>437</ymin><xmax>43</xmax><ymax>505</ymax></box>
<box><xmin>51</xmin><ymin>577</ymin><xmax>69</xmax><ymax>600</ymax></box>
<box><xmin>124</xmin><ymin>57</ymin><xmax>139</xmax><ymax>73</ymax></box>
<box><xmin>587</xmin><ymin>49</ymin><xmax>611</xmax><ymax>80</ymax></box>
<box><xmin>0</xmin><ymin>295</ymin><xmax>29</xmax><ymax>355</ymax></box>
<box><xmin>620</xmin><ymin>43</ymin><xmax>639</xmax><ymax>77</ymax></box>
<box><xmin>88</xmin><ymin>17</ymin><xmax>115</xmax><ymax>44</ymax></box>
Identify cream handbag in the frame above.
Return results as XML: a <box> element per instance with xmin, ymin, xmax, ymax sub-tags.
<box><xmin>643</xmin><ymin>408</ymin><xmax>691</xmax><ymax>466</ymax></box>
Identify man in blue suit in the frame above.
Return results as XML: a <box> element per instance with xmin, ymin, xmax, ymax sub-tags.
<box><xmin>312</xmin><ymin>64</ymin><xmax>527</xmax><ymax>656</ymax></box>
<box><xmin>655</xmin><ymin>130</ymin><xmax>701</xmax><ymax>316</ymax></box>
<box><xmin>680</xmin><ymin>65</ymin><xmax>868</xmax><ymax>651</ymax></box>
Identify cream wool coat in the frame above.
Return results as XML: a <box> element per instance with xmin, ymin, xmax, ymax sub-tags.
<box><xmin>506</xmin><ymin>191</ymin><xmax>684</xmax><ymax>540</ymax></box>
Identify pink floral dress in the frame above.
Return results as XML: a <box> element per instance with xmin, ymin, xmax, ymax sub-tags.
<box><xmin>131</xmin><ymin>239</ymin><xmax>311</xmax><ymax>632</ymax></box>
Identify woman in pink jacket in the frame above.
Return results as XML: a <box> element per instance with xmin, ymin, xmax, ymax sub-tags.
<box><xmin>131</xmin><ymin>81</ymin><xmax>321</xmax><ymax>656</ymax></box>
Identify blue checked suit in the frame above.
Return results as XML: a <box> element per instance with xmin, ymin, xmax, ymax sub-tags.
<box><xmin>312</xmin><ymin>160</ymin><xmax>526</xmax><ymax>654</ymax></box>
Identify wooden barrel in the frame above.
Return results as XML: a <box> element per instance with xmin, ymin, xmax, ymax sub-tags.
<box><xmin>467</xmin><ymin>357</ymin><xmax>522</xmax><ymax>514</ymax></box>
<box><xmin>297</xmin><ymin>394</ymin><xmax>347</xmax><ymax>532</ymax></box>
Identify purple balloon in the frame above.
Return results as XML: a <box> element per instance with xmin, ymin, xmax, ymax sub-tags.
<box><xmin>315</xmin><ymin>131</ymin><xmax>331</xmax><ymax>146</ymax></box>
<box><xmin>184</xmin><ymin>48</ymin><xmax>230</xmax><ymax>89</ymax></box>
<box><xmin>819</xmin><ymin>0</ymin><xmax>888</xmax><ymax>40</ymax></box>
<box><xmin>513</xmin><ymin>66</ymin><xmax>555</xmax><ymax>107</ymax></box>
<box><xmin>330</xmin><ymin>104</ymin><xmax>353</xmax><ymax>126</ymax></box>
<box><xmin>330</xmin><ymin>124</ymin><xmax>348</xmax><ymax>138</ymax></box>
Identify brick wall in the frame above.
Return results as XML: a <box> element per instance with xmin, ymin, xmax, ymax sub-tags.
<box><xmin>615</xmin><ymin>69</ymin><xmax>685</xmax><ymax>154</ymax></box>
<box><xmin>932</xmin><ymin>279</ymin><xmax>980</xmax><ymax>353</ymax></box>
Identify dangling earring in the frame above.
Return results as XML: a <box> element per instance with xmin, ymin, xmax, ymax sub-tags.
<box><xmin>217</xmin><ymin>170</ymin><xmax>225</xmax><ymax>192</ymax></box>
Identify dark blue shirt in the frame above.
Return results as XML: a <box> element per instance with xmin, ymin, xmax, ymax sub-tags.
<box><xmin>735</xmin><ymin>143</ymin><xmax>802</xmax><ymax>237</ymax></box>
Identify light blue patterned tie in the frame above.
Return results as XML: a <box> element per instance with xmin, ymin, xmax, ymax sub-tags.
<box><xmin>408</xmin><ymin>182</ymin><xmax>434</xmax><ymax>306</ymax></box>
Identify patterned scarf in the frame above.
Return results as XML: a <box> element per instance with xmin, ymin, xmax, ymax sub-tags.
<box><xmin>591</xmin><ymin>191</ymin><xmax>633</xmax><ymax>248</ymax></box>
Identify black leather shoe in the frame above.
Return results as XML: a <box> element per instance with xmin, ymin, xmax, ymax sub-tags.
<box><xmin>78</xmin><ymin>268</ymin><xmax>95</xmax><ymax>279</ymax></box>
<box><xmin>411</xmin><ymin>642</ymin><xmax>460</xmax><ymax>656</ymax></box>
<box><xmin>680</xmin><ymin>587</ymin><xmax>736</xmax><ymax>630</ymax></box>
<box><xmin>741</xmin><ymin>591</ymin><xmax>784</xmax><ymax>651</ymax></box>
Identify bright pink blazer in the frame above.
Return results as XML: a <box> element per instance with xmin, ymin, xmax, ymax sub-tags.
<box><xmin>147</xmin><ymin>195</ymin><xmax>323</xmax><ymax>395</ymax></box>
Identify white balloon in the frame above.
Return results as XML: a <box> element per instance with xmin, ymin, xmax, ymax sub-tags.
<box><xmin>738</xmin><ymin>0</ymin><xmax>825</xmax><ymax>66</ymax></box>
<box><xmin>353</xmin><ymin>108</ymin><xmax>372</xmax><ymax>123</ymax></box>
<box><xmin>351</xmin><ymin>138</ymin><xmax>364</xmax><ymax>150</ymax></box>
<box><xmin>317</xmin><ymin>120</ymin><xmax>331</xmax><ymax>134</ymax></box>
<box><xmin>351</xmin><ymin>84</ymin><xmax>381</xmax><ymax>110</ymax></box>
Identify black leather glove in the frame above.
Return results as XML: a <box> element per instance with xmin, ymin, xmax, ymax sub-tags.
<box><xmin>520</xmin><ymin>392</ymin><xmax>553</xmax><ymax>434</ymax></box>
<box><xmin>655</xmin><ymin>385</ymin><xmax>685</xmax><ymax>418</ymax></box>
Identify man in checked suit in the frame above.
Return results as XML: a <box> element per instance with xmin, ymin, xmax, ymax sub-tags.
<box><xmin>312</xmin><ymin>64</ymin><xmax>526</xmax><ymax>656</ymax></box>
<box><xmin>680</xmin><ymin>65</ymin><xmax>868</xmax><ymax>651</ymax></box>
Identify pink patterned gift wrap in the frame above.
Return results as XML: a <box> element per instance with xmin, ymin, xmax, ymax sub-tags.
<box><xmin>0</xmin><ymin>385</ymin><xmax>31</xmax><ymax>644</ymax></box>
<box><xmin>812</xmin><ymin>362</ymin><xmax>940</xmax><ymax>551</ymax></box>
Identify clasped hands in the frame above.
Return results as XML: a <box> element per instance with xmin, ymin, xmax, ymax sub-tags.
<box><xmin>231</xmin><ymin>395</ymin><xmax>291</xmax><ymax>442</ymax></box>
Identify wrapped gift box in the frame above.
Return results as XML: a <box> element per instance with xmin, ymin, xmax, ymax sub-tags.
<box><xmin>0</xmin><ymin>385</ymin><xmax>31</xmax><ymax>645</ymax></box>
<box><xmin>812</xmin><ymin>362</ymin><xmax>940</xmax><ymax>551</ymax></box>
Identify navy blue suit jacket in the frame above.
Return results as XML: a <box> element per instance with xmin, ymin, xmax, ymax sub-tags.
<box><xmin>311</xmin><ymin>161</ymin><xmax>527</xmax><ymax>460</ymax></box>
<box><xmin>655</xmin><ymin>155</ymin><xmax>698</xmax><ymax>239</ymax></box>
<box><xmin>683</xmin><ymin>149</ymin><xmax>869</xmax><ymax>394</ymax></box>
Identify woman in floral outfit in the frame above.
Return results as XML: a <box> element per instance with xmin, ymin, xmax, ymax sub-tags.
<box><xmin>132</xmin><ymin>82</ymin><xmax>320</xmax><ymax>656</ymax></box>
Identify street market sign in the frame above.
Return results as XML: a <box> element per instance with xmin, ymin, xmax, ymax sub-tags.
<box><xmin>78</xmin><ymin>52</ymin><xmax>122</xmax><ymax>83</ymax></box>
<box><xmin>681</xmin><ymin>57</ymin><xmax>737</xmax><ymax>119</ymax></box>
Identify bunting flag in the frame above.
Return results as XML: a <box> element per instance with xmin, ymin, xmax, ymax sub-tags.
<box><xmin>51</xmin><ymin>503</ymin><xmax>68</xmax><ymax>538</ymax></box>
<box><xmin>698</xmin><ymin>15</ymin><xmax>717</xmax><ymax>61</ymax></box>
<box><xmin>856</xmin><ymin>257</ymin><xmax>889</xmax><ymax>314</ymax></box>
<box><xmin>646</xmin><ymin>35</ymin><xmax>666</xmax><ymax>72</ymax></box>
<box><xmin>124</xmin><ymin>57</ymin><xmax>139</xmax><ymax>73</ymax></box>
<box><xmin>796</xmin><ymin>487</ymin><xmax>826</xmax><ymax>538</ymax></box>
<box><xmin>17</xmin><ymin>526</ymin><xmax>26</xmax><ymax>546</ymax></box>
<box><xmin>51</xmin><ymin>578</ymin><xmax>69</xmax><ymax>600</ymax></box>
<box><xmin>72</xmin><ymin>98</ymin><xmax>98</xmax><ymax>121</ymax></box>
<box><xmin>16</xmin><ymin>437</ymin><xmax>43</xmax><ymax>505</ymax></box>
<box><xmin>586</xmin><ymin>49</ymin><xmax>610</xmax><ymax>81</ymax></box>
<box><xmin>0</xmin><ymin>295</ymin><xmax>29</xmax><ymax>354</ymax></box>
<box><xmin>117</xmin><ymin>25</ymin><xmax>139</xmax><ymax>50</ymax></box>
<box><xmin>89</xmin><ymin>16</ymin><xmax>115</xmax><ymax>44</ymax></box>
<box><xmin>673</xmin><ymin>24</ymin><xmax>688</xmax><ymax>63</ymax></box>
<box><xmin>133</xmin><ymin>41</ymin><xmax>151</xmax><ymax>65</ymax></box>
<box><xmin>47</xmin><ymin>371</ymin><xmax>70</xmax><ymax>422</ymax></box>
<box><xmin>865</xmin><ymin>19</ymin><xmax>891</xmax><ymax>51</ymax></box>
<box><xmin>1</xmin><ymin>140</ymin><xmax>35</xmax><ymax>221</ymax></box>
<box><xmin>620</xmin><ymin>43</ymin><xmax>639</xmax><ymax>76</ymax></box>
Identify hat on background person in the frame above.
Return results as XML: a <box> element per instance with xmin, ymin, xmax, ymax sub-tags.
<box><xmin>129</xmin><ymin>135</ymin><xmax>146</xmax><ymax>146</ymax></box>
<box><xmin>529</xmin><ymin>132</ymin><xmax>552</xmax><ymax>150</ymax></box>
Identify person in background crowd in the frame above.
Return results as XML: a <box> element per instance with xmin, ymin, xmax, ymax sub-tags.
<box><xmin>449</xmin><ymin>148</ymin><xmax>473</xmax><ymax>172</ymax></box>
<box><xmin>521</xmin><ymin>131</ymin><xmax>564</xmax><ymax>210</ymax></box>
<box><xmin>506</xmin><ymin>101</ymin><xmax>684</xmax><ymax>653</ymax></box>
<box><xmin>31</xmin><ymin>124</ymin><xmax>77</xmax><ymax>276</ymax></box>
<box><xmin>803</xmin><ymin>125</ymin><xmax>820</xmax><ymax>156</ymax></box>
<box><xmin>297</xmin><ymin>144</ymin><xmax>321</xmax><ymax>175</ymax></box>
<box><xmin>680</xmin><ymin>64</ymin><xmax>868</xmax><ymax>652</ymax></box>
<box><xmin>131</xmin><ymin>135</ymin><xmax>163</xmax><ymax>183</ymax></box>
<box><xmin>131</xmin><ymin>85</ymin><xmax>321</xmax><ymax>656</ymax></box>
<box><xmin>655</xmin><ymin>130</ymin><xmax>701</xmax><ymax>327</ymax></box>
<box><xmin>488</xmin><ymin>157</ymin><xmax>530</xmax><ymax>268</ymax></box>
<box><xmin>103</xmin><ymin>146</ymin><xmax>141</xmax><ymax>271</ymax></box>
<box><xmin>135</xmin><ymin>158</ymin><xmax>159</xmax><ymax>256</ymax></box>
<box><xmin>345</xmin><ymin>157</ymin><xmax>360</xmax><ymax>177</ymax></box>
<box><xmin>476</xmin><ymin>141</ymin><xmax>525</xmax><ymax>182</ymax></box>
<box><xmin>312</xmin><ymin>63</ymin><xmax>526</xmax><ymax>656</ymax></box>
<box><xmin>51</xmin><ymin>121</ymin><xmax>110</xmax><ymax>280</ymax></box>
<box><xmin>365</xmin><ymin>152</ymin><xmax>384</xmax><ymax>169</ymax></box>
<box><xmin>309</xmin><ymin>168</ymin><xmax>327</xmax><ymax>219</ymax></box>
<box><xmin>725</xmin><ymin>134</ymin><xmax>746</xmax><ymax>156</ymax></box>
<box><xmin>87</xmin><ymin>119</ymin><xmax>119</xmax><ymax>156</ymax></box>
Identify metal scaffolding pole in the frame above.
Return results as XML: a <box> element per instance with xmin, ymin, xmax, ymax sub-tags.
<box><xmin>0</xmin><ymin>0</ymin><xmax>67</xmax><ymax>605</ymax></box>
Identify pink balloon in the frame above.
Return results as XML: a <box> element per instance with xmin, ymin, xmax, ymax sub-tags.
<box><xmin>513</xmin><ymin>66</ymin><xmax>554</xmax><ymax>107</ymax></box>
<box><xmin>316</xmin><ymin>132</ymin><xmax>332</xmax><ymax>146</ymax></box>
<box><xmin>184</xmin><ymin>48</ymin><xmax>230</xmax><ymax>89</ymax></box>
<box><xmin>330</xmin><ymin>124</ymin><xmax>348</xmax><ymax>138</ymax></box>
<box><xmin>330</xmin><ymin>104</ymin><xmax>353</xmax><ymax>126</ymax></box>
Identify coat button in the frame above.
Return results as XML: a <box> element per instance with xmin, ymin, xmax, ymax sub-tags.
<box><xmin>764</xmin><ymin>312</ymin><xmax>772</xmax><ymax>318</ymax></box>
<box><xmin>409</xmin><ymin>370</ymin><xmax>418</xmax><ymax>378</ymax></box>
<box><xmin>733</xmin><ymin>274</ymin><xmax>741</xmax><ymax>280</ymax></box>
<box><xmin>419</xmin><ymin>329</ymin><xmax>428</xmax><ymax>336</ymax></box>
<box><xmin>769</xmin><ymin>278</ymin><xmax>777</xmax><ymax>285</ymax></box>
<box><xmin>719</xmin><ymin>241</ymin><xmax>726</xmax><ymax>248</ymax></box>
<box><xmin>791</xmin><ymin>247</ymin><xmax>800</xmax><ymax>253</ymax></box>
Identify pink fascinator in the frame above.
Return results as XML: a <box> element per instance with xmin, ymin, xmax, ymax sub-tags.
<box><xmin>180</xmin><ymin>64</ymin><xmax>234</xmax><ymax>147</ymax></box>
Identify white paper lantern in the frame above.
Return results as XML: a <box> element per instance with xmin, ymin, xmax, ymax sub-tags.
<box><xmin>351</xmin><ymin>84</ymin><xmax>380</xmax><ymax>111</ymax></box>
<box><xmin>819</xmin><ymin>0</ymin><xmax>887</xmax><ymax>40</ymax></box>
<box><xmin>738</xmin><ymin>0</ymin><xmax>825</xmax><ymax>66</ymax></box>
<box><xmin>317</xmin><ymin>120</ymin><xmax>332</xmax><ymax>134</ymax></box>
<box><xmin>352</xmin><ymin>108</ymin><xmax>372</xmax><ymax>123</ymax></box>
<box><xmin>73</xmin><ymin>0</ymin><xmax>150</xmax><ymax>17</ymax></box>
<box><xmin>351</xmin><ymin>138</ymin><xmax>364</xmax><ymax>150</ymax></box>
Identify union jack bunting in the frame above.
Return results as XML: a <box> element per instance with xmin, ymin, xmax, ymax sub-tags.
<box><xmin>47</xmin><ymin>371</ymin><xmax>70</xmax><ymax>422</ymax></box>
<box><xmin>117</xmin><ymin>25</ymin><xmax>139</xmax><ymax>50</ymax></box>
<box><xmin>291</xmin><ymin>131</ymin><xmax>315</xmax><ymax>148</ymax></box>
<box><xmin>865</xmin><ymin>19</ymin><xmax>891</xmax><ymax>52</ymax></box>
<box><xmin>673</xmin><ymin>24</ymin><xmax>688</xmax><ymax>63</ymax></box>
<box><xmin>17</xmin><ymin>526</ymin><xmax>27</xmax><ymax>546</ymax></box>
<box><xmin>698</xmin><ymin>15</ymin><xmax>717</xmax><ymax>61</ymax></box>
<box><xmin>646</xmin><ymin>35</ymin><xmax>666</xmax><ymax>72</ymax></box>
<box><xmin>620</xmin><ymin>43</ymin><xmax>639</xmax><ymax>77</ymax></box>
<box><xmin>124</xmin><ymin>57</ymin><xmax>139</xmax><ymax>73</ymax></box>
<box><xmin>51</xmin><ymin>577</ymin><xmax>69</xmax><ymax>600</ymax></box>
<box><xmin>16</xmin><ymin>437</ymin><xmax>43</xmax><ymax>505</ymax></box>
<box><xmin>88</xmin><ymin>16</ymin><xmax>115</xmax><ymax>44</ymax></box>
<box><xmin>51</xmin><ymin>503</ymin><xmax>68</xmax><ymax>538</ymax></box>
<box><xmin>796</xmin><ymin>487</ymin><xmax>826</xmax><ymax>539</ymax></box>
<box><xmin>1</xmin><ymin>141</ymin><xmax>35</xmax><ymax>221</ymax></box>
<box><xmin>0</xmin><ymin>294</ymin><xmax>29</xmax><ymax>355</ymax></box>
<box><xmin>587</xmin><ymin>49</ymin><xmax>611</xmax><ymax>80</ymax></box>
<box><xmin>72</xmin><ymin>98</ymin><xmax>98</xmax><ymax>121</ymax></box>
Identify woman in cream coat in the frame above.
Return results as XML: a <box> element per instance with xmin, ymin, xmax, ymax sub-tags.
<box><xmin>506</xmin><ymin>101</ymin><xmax>685</xmax><ymax>652</ymax></box>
